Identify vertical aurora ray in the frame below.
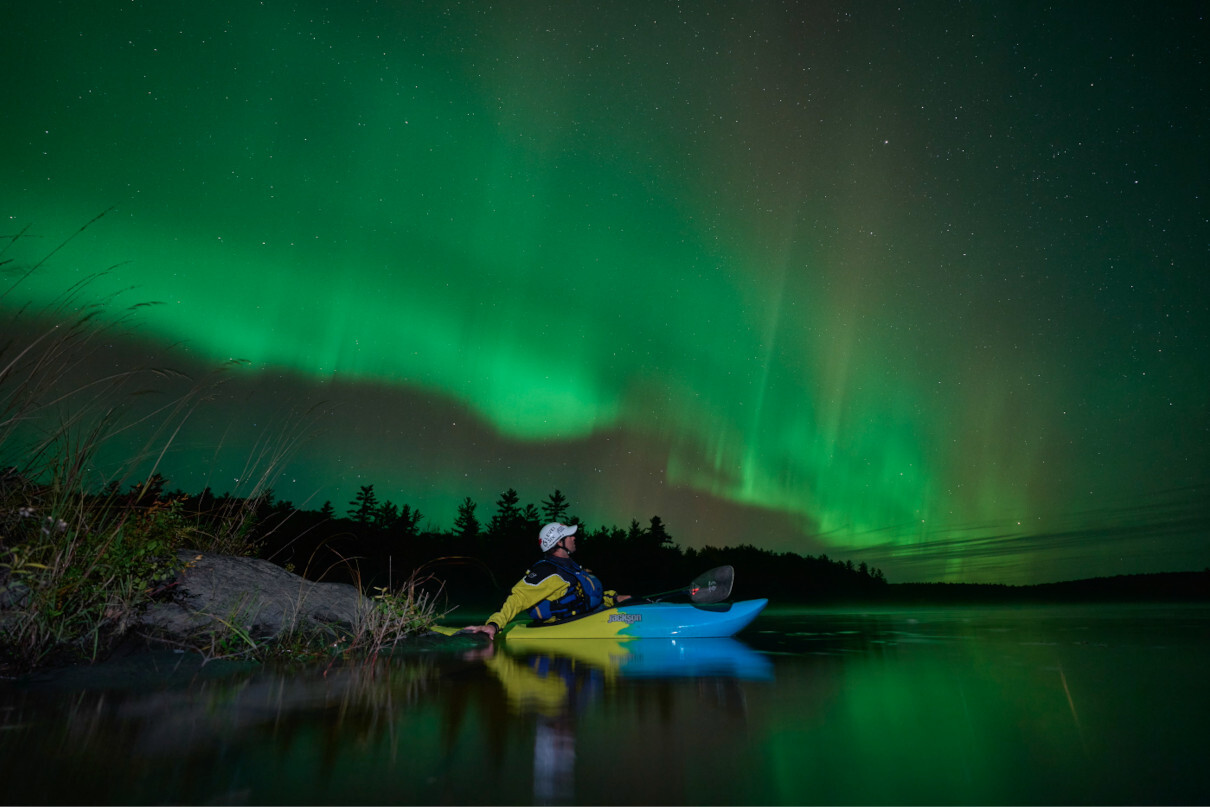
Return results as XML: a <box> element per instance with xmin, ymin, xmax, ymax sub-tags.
<box><xmin>2</xmin><ymin>1</ymin><xmax>1206</xmax><ymax>583</ymax></box>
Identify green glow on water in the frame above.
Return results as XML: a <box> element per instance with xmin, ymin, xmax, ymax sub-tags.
<box><xmin>1</xmin><ymin>609</ymin><xmax>1206</xmax><ymax>804</ymax></box>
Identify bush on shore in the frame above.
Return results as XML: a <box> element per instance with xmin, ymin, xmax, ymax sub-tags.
<box><xmin>0</xmin><ymin>221</ymin><xmax>441</xmax><ymax>672</ymax></box>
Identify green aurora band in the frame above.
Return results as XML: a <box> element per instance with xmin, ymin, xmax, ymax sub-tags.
<box><xmin>3</xmin><ymin>2</ymin><xmax>1207</xmax><ymax>583</ymax></box>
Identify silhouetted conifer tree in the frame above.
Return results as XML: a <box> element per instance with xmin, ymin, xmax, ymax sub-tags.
<box><xmin>541</xmin><ymin>489</ymin><xmax>570</xmax><ymax>523</ymax></box>
<box><xmin>647</xmin><ymin>515</ymin><xmax>673</xmax><ymax>547</ymax></box>
<box><xmin>488</xmin><ymin>488</ymin><xmax>523</xmax><ymax>538</ymax></box>
<box><xmin>521</xmin><ymin>503</ymin><xmax>541</xmax><ymax>535</ymax></box>
<box><xmin>375</xmin><ymin>500</ymin><xmax>400</xmax><ymax>528</ymax></box>
<box><xmin>393</xmin><ymin>503</ymin><xmax>423</xmax><ymax>538</ymax></box>
<box><xmin>348</xmin><ymin>484</ymin><xmax>378</xmax><ymax>525</ymax></box>
<box><xmin>453</xmin><ymin>496</ymin><xmax>480</xmax><ymax>539</ymax></box>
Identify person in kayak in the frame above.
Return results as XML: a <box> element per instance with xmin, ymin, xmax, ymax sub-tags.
<box><xmin>463</xmin><ymin>522</ymin><xmax>630</xmax><ymax>639</ymax></box>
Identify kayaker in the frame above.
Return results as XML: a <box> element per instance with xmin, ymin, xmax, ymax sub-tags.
<box><xmin>463</xmin><ymin>522</ymin><xmax>630</xmax><ymax>639</ymax></box>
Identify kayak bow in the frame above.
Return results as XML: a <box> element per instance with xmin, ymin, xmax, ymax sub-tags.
<box><xmin>503</xmin><ymin>598</ymin><xmax>768</xmax><ymax>640</ymax></box>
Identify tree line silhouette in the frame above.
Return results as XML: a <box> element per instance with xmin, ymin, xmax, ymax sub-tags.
<box><xmin>133</xmin><ymin>476</ymin><xmax>1210</xmax><ymax>609</ymax></box>
<box><xmin>143</xmin><ymin>479</ymin><xmax>886</xmax><ymax>609</ymax></box>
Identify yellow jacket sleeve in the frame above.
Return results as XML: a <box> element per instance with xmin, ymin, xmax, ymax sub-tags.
<box><xmin>486</xmin><ymin>572</ymin><xmax>569</xmax><ymax>630</ymax></box>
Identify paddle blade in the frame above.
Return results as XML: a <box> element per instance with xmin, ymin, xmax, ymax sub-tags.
<box><xmin>688</xmin><ymin>565</ymin><xmax>734</xmax><ymax>604</ymax></box>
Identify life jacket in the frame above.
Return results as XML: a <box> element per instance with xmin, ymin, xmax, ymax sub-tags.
<box><xmin>524</xmin><ymin>556</ymin><xmax>605</xmax><ymax>622</ymax></box>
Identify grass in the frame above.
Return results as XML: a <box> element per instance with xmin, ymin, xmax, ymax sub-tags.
<box><xmin>344</xmin><ymin>573</ymin><xmax>447</xmax><ymax>664</ymax></box>
<box><xmin>265</xmin><ymin>555</ymin><xmax>449</xmax><ymax>669</ymax></box>
<box><xmin>0</xmin><ymin>481</ymin><xmax>179</xmax><ymax>668</ymax></box>
<box><xmin>0</xmin><ymin>218</ymin><xmax>443</xmax><ymax>672</ymax></box>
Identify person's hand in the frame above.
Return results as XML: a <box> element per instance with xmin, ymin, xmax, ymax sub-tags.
<box><xmin>616</xmin><ymin>594</ymin><xmax>631</xmax><ymax>603</ymax></box>
<box><xmin>463</xmin><ymin>624</ymin><xmax>498</xmax><ymax>639</ymax></box>
<box><xmin>462</xmin><ymin>643</ymin><xmax>496</xmax><ymax>661</ymax></box>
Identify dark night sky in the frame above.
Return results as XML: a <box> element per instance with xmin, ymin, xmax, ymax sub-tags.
<box><xmin>3</xmin><ymin>1</ymin><xmax>1208</xmax><ymax>583</ymax></box>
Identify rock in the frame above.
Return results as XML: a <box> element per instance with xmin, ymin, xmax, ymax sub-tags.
<box><xmin>0</xmin><ymin>579</ymin><xmax>30</xmax><ymax>610</ymax></box>
<box><xmin>139</xmin><ymin>550</ymin><xmax>371</xmax><ymax>642</ymax></box>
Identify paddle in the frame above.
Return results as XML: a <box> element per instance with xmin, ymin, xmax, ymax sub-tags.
<box><xmin>636</xmin><ymin>565</ymin><xmax>734</xmax><ymax>605</ymax></box>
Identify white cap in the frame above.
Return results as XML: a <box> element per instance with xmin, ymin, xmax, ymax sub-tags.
<box><xmin>539</xmin><ymin>522</ymin><xmax>577</xmax><ymax>552</ymax></box>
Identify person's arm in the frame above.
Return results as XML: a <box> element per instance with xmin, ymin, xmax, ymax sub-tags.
<box><xmin>464</xmin><ymin>573</ymin><xmax>569</xmax><ymax>639</ymax></box>
<box><xmin>602</xmin><ymin>590</ymin><xmax>631</xmax><ymax>607</ymax></box>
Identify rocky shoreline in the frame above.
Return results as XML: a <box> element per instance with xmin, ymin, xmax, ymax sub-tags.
<box><xmin>139</xmin><ymin>549</ymin><xmax>372</xmax><ymax>643</ymax></box>
<box><xmin>1</xmin><ymin>548</ymin><xmax>469</xmax><ymax>675</ymax></box>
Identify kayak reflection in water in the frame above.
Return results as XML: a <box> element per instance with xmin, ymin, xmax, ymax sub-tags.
<box><xmin>467</xmin><ymin>638</ymin><xmax>605</xmax><ymax>804</ymax></box>
<box><xmin>463</xmin><ymin>522</ymin><xmax>631</xmax><ymax>639</ymax></box>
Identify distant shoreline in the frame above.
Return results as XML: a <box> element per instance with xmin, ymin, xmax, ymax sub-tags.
<box><xmin>855</xmin><ymin>570</ymin><xmax>1210</xmax><ymax>606</ymax></box>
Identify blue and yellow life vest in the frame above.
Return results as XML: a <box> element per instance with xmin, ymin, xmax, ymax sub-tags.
<box><xmin>524</xmin><ymin>556</ymin><xmax>605</xmax><ymax>622</ymax></box>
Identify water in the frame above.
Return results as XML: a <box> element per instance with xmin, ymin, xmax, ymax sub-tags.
<box><xmin>2</xmin><ymin>603</ymin><xmax>1207</xmax><ymax>805</ymax></box>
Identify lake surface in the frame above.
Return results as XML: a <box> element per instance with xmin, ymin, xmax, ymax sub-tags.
<box><xmin>2</xmin><ymin>603</ymin><xmax>1207</xmax><ymax>805</ymax></box>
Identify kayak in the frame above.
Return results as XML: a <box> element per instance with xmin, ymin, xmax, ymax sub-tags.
<box><xmin>502</xmin><ymin>598</ymin><xmax>768</xmax><ymax>640</ymax></box>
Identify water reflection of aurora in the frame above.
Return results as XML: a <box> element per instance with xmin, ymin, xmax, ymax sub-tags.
<box><xmin>1</xmin><ymin>608</ymin><xmax>1206</xmax><ymax>803</ymax></box>
<box><xmin>747</xmin><ymin>608</ymin><xmax>1209</xmax><ymax>805</ymax></box>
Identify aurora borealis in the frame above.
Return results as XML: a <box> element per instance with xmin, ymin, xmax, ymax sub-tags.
<box><xmin>2</xmin><ymin>1</ymin><xmax>1207</xmax><ymax>584</ymax></box>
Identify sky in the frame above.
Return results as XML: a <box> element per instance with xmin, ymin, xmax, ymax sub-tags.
<box><xmin>2</xmin><ymin>1</ymin><xmax>1207</xmax><ymax>585</ymax></box>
